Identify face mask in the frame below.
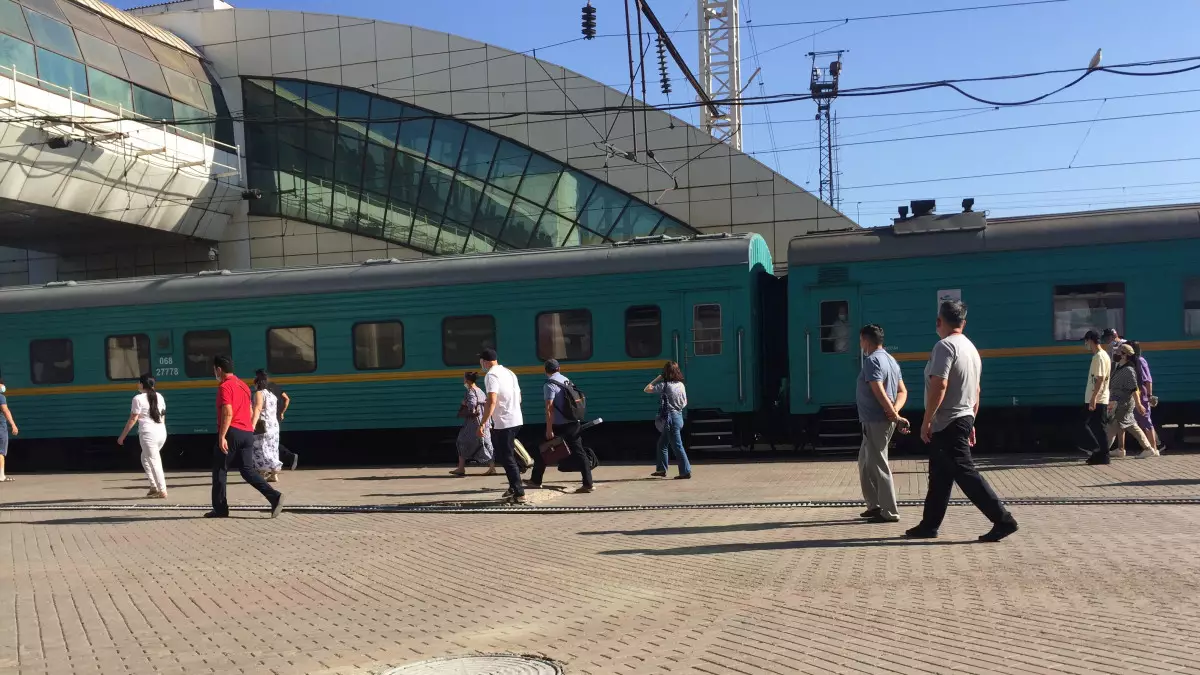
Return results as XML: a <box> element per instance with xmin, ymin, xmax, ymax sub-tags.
<box><xmin>0</xmin><ymin>384</ymin><xmax>5</xmax><ymax>394</ymax></box>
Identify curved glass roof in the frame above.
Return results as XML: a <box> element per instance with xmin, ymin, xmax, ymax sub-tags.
<box><xmin>242</xmin><ymin>78</ymin><xmax>696</xmax><ymax>255</ymax></box>
<box><xmin>0</xmin><ymin>0</ymin><xmax>232</xmax><ymax>143</ymax></box>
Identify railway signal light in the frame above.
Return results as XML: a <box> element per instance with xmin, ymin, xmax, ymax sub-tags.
<box><xmin>581</xmin><ymin>3</ymin><xmax>597</xmax><ymax>40</ymax></box>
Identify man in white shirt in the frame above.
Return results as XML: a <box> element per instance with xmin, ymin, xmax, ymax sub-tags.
<box><xmin>1081</xmin><ymin>330</ymin><xmax>1112</xmax><ymax>464</ymax></box>
<box><xmin>479</xmin><ymin>348</ymin><xmax>525</xmax><ymax>504</ymax></box>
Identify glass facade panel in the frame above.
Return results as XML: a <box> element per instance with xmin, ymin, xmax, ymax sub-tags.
<box><xmin>242</xmin><ymin>77</ymin><xmax>695</xmax><ymax>256</ymax></box>
<box><xmin>147</xmin><ymin>38</ymin><xmax>189</xmax><ymax>74</ymax></box>
<box><xmin>0</xmin><ymin>0</ymin><xmax>33</xmax><ymax>42</ymax></box>
<box><xmin>22</xmin><ymin>0</ymin><xmax>66</xmax><ymax>22</ymax></box>
<box><xmin>75</xmin><ymin>30</ymin><xmax>124</xmax><ymax>77</ymax></box>
<box><xmin>103</xmin><ymin>19</ymin><xmax>152</xmax><ymax>59</ymax></box>
<box><xmin>132</xmin><ymin>84</ymin><xmax>172</xmax><ymax>120</ymax></box>
<box><xmin>24</xmin><ymin>8</ymin><xmax>80</xmax><ymax>58</ymax></box>
<box><xmin>58</xmin><ymin>1</ymin><xmax>110</xmax><ymax>40</ymax></box>
<box><xmin>162</xmin><ymin>65</ymin><xmax>204</xmax><ymax>108</ymax></box>
<box><xmin>0</xmin><ymin>33</ymin><xmax>37</xmax><ymax>81</ymax></box>
<box><xmin>35</xmin><ymin>46</ymin><xmax>85</xmax><ymax>96</ymax></box>
<box><xmin>87</xmin><ymin>66</ymin><xmax>130</xmax><ymax>110</ymax></box>
<box><xmin>121</xmin><ymin>48</ymin><xmax>166</xmax><ymax>94</ymax></box>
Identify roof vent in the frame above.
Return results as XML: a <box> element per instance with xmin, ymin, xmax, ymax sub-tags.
<box><xmin>692</xmin><ymin>232</ymin><xmax>732</xmax><ymax>240</ymax></box>
<box><xmin>910</xmin><ymin>199</ymin><xmax>936</xmax><ymax>217</ymax></box>
<box><xmin>43</xmin><ymin>280</ymin><xmax>77</xmax><ymax>288</ymax></box>
<box><xmin>361</xmin><ymin>258</ymin><xmax>401</xmax><ymax>266</ymax></box>
<box><xmin>196</xmin><ymin>269</ymin><xmax>231</xmax><ymax>277</ymax></box>
<box><xmin>817</xmin><ymin>266</ymin><xmax>850</xmax><ymax>284</ymax></box>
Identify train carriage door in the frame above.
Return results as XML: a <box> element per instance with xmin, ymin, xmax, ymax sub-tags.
<box><xmin>681</xmin><ymin>291</ymin><xmax>736</xmax><ymax>409</ymax></box>
<box><xmin>807</xmin><ymin>286</ymin><xmax>861</xmax><ymax>407</ymax></box>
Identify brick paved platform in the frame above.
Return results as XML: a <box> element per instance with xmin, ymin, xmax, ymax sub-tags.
<box><xmin>2</xmin><ymin>455</ymin><xmax>1199</xmax><ymax>674</ymax></box>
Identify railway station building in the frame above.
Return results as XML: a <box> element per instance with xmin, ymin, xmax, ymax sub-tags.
<box><xmin>0</xmin><ymin>0</ymin><xmax>855</xmax><ymax>286</ymax></box>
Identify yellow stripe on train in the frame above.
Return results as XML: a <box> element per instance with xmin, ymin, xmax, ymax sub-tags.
<box><xmin>890</xmin><ymin>339</ymin><xmax>1200</xmax><ymax>363</ymax></box>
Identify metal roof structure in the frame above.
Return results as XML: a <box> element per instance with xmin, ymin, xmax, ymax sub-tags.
<box><xmin>0</xmin><ymin>234</ymin><xmax>766</xmax><ymax>314</ymax></box>
<box><xmin>788</xmin><ymin>203</ymin><xmax>1200</xmax><ymax>267</ymax></box>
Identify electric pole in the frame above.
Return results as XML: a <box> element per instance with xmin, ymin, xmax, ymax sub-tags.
<box><xmin>808</xmin><ymin>50</ymin><xmax>844</xmax><ymax>210</ymax></box>
<box><xmin>698</xmin><ymin>0</ymin><xmax>741</xmax><ymax>149</ymax></box>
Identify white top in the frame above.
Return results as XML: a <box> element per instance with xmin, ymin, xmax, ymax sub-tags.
<box><xmin>484</xmin><ymin>364</ymin><xmax>523</xmax><ymax>430</ymax></box>
<box><xmin>131</xmin><ymin>392</ymin><xmax>167</xmax><ymax>434</ymax></box>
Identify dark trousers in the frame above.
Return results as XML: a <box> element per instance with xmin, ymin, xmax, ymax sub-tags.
<box><xmin>1080</xmin><ymin>406</ymin><xmax>1107</xmax><ymax>453</ymax></box>
<box><xmin>532</xmin><ymin>422</ymin><xmax>593</xmax><ymax>487</ymax></box>
<box><xmin>920</xmin><ymin>416</ymin><xmax>1014</xmax><ymax>531</ymax></box>
<box><xmin>491</xmin><ymin>426</ymin><xmax>523</xmax><ymax>497</ymax></box>
<box><xmin>211</xmin><ymin>427</ymin><xmax>281</xmax><ymax>514</ymax></box>
<box><xmin>278</xmin><ymin>442</ymin><xmax>296</xmax><ymax>465</ymax></box>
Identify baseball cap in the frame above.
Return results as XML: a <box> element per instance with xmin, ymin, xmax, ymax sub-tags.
<box><xmin>1082</xmin><ymin>330</ymin><xmax>1101</xmax><ymax>343</ymax></box>
<box><xmin>544</xmin><ymin>359</ymin><xmax>561</xmax><ymax>373</ymax></box>
<box><xmin>478</xmin><ymin>347</ymin><xmax>498</xmax><ymax>362</ymax></box>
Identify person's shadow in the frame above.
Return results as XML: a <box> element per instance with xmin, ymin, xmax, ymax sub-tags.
<box><xmin>600</xmin><ymin>536</ymin><xmax>975</xmax><ymax>556</ymax></box>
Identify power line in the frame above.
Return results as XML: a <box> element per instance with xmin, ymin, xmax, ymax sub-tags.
<box><xmin>840</xmin><ymin>155</ymin><xmax>1200</xmax><ymax>191</ymax></box>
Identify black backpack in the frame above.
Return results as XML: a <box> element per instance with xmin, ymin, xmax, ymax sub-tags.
<box><xmin>550</xmin><ymin>377</ymin><xmax>587</xmax><ymax>422</ymax></box>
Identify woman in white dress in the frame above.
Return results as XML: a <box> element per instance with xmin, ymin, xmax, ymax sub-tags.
<box><xmin>251</xmin><ymin>370</ymin><xmax>283</xmax><ymax>482</ymax></box>
<box><xmin>117</xmin><ymin>374</ymin><xmax>168</xmax><ymax>498</ymax></box>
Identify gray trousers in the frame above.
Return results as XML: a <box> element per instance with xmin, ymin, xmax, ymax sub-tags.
<box><xmin>858</xmin><ymin>421</ymin><xmax>899</xmax><ymax>518</ymax></box>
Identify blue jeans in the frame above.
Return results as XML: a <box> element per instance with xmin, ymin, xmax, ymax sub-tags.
<box><xmin>655</xmin><ymin>411</ymin><xmax>691</xmax><ymax>476</ymax></box>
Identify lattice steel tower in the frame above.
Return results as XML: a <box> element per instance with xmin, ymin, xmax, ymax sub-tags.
<box><xmin>808</xmin><ymin>50</ymin><xmax>844</xmax><ymax>210</ymax></box>
<box><xmin>698</xmin><ymin>0</ymin><xmax>742</xmax><ymax>149</ymax></box>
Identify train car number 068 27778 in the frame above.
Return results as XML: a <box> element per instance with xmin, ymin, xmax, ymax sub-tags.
<box><xmin>156</xmin><ymin>356</ymin><xmax>179</xmax><ymax>377</ymax></box>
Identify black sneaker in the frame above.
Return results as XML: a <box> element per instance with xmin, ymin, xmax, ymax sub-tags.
<box><xmin>860</xmin><ymin>508</ymin><xmax>881</xmax><ymax>519</ymax></box>
<box><xmin>978</xmin><ymin>519</ymin><xmax>1019</xmax><ymax>543</ymax></box>
<box><xmin>674</xmin><ymin>474</ymin><xmax>692</xmax><ymax>480</ymax></box>
<box><xmin>1085</xmin><ymin>450</ymin><xmax>1111</xmax><ymax>465</ymax></box>
<box><xmin>867</xmin><ymin>514</ymin><xmax>900</xmax><ymax>524</ymax></box>
<box><xmin>904</xmin><ymin>525</ymin><xmax>938</xmax><ymax>539</ymax></box>
<box><xmin>270</xmin><ymin>494</ymin><xmax>284</xmax><ymax>519</ymax></box>
<box><xmin>203</xmin><ymin>511</ymin><xmax>229</xmax><ymax>518</ymax></box>
<box><xmin>290</xmin><ymin>454</ymin><xmax>299</xmax><ymax>471</ymax></box>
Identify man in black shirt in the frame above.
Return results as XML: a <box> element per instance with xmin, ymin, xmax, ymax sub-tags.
<box><xmin>256</xmin><ymin>370</ymin><xmax>298</xmax><ymax>471</ymax></box>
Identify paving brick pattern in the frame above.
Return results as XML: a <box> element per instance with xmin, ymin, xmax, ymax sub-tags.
<box><xmin>1</xmin><ymin>455</ymin><xmax>1199</xmax><ymax>674</ymax></box>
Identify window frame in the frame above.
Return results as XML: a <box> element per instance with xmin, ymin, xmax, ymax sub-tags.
<box><xmin>441</xmin><ymin>315</ymin><xmax>497</xmax><ymax>367</ymax></box>
<box><xmin>1185</xmin><ymin>277</ymin><xmax>1200</xmax><ymax>337</ymax></box>
<box><xmin>104</xmin><ymin>333</ymin><xmax>151</xmax><ymax>382</ymax></box>
<box><xmin>535</xmin><ymin>309</ymin><xmax>594</xmax><ymax>362</ymax></box>
<box><xmin>182</xmin><ymin>329</ymin><xmax>232</xmax><ymax>379</ymax></box>
<box><xmin>1052</xmin><ymin>282</ymin><xmax>1126</xmax><ymax>342</ymax></box>
<box><xmin>818</xmin><ymin>300</ymin><xmax>851</xmax><ymax>354</ymax></box>
<box><xmin>352</xmin><ymin>320</ymin><xmax>406</xmax><ymax>371</ymax></box>
<box><xmin>624</xmin><ymin>305</ymin><xmax>662</xmax><ymax>359</ymax></box>
<box><xmin>28</xmin><ymin>337</ymin><xmax>74</xmax><ymax>385</ymax></box>
<box><xmin>265</xmin><ymin>325</ymin><xmax>318</xmax><ymax>375</ymax></box>
<box><xmin>692</xmin><ymin>303</ymin><xmax>724</xmax><ymax>357</ymax></box>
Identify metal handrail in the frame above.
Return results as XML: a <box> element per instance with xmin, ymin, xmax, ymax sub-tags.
<box><xmin>0</xmin><ymin>62</ymin><xmax>239</xmax><ymax>158</ymax></box>
<box><xmin>736</xmin><ymin>327</ymin><xmax>744</xmax><ymax>402</ymax></box>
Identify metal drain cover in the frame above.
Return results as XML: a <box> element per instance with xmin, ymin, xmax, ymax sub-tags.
<box><xmin>382</xmin><ymin>654</ymin><xmax>562</xmax><ymax>674</ymax></box>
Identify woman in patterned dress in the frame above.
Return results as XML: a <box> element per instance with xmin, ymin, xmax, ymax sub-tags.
<box><xmin>251</xmin><ymin>371</ymin><xmax>284</xmax><ymax>481</ymax></box>
<box><xmin>1106</xmin><ymin>344</ymin><xmax>1157</xmax><ymax>459</ymax></box>
<box><xmin>451</xmin><ymin>372</ymin><xmax>496</xmax><ymax>476</ymax></box>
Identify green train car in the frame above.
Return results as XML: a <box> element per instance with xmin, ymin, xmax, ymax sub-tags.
<box><xmin>788</xmin><ymin>204</ymin><xmax>1200</xmax><ymax>452</ymax></box>
<box><xmin>0</xmin><ymin>233</ymin><xmax>773</xmax><ymax>468</ymax></box>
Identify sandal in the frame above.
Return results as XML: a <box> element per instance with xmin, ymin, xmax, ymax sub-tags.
<box><xmin>449</xmin><ymin>469</ymin><xmax>466</xmax><ymax>476</ymax></box>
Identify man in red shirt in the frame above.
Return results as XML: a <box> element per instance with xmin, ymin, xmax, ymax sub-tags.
<box><xmin>206</xmin><ymin>355</ymin><xmax>283</xmax><ymax>518</ymax></box>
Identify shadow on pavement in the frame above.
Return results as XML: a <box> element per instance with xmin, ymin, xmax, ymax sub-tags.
<box><xmin>599</xmin><ymin>536</ymin><xmax>976</xmax><ymax>555</ymax></box>
<box><xmin>1</xmin><ymin>496</ymin><xmax>164</xmax><ymax>506</ymax></box>
<box><xmin>1083</xmin><ymin>478</ymin><xmax>1200</xmax><ymax>488</ymax></box>
<box><xmin>364</xmin><ymin>489</ymin><xmax>505</xmax><ymax>498</ymax></box>
<box><xmin>579</xmin><ymin>519</ymin><xmax>861</xmax><ymax>536</ymax></box>
<box><xmin>976</xmin><ymin>456</ymin><xmax>1083</xmax><ymax>471</ymax></box>
<box><xmin>109</xmin><ymin>483</ymin><xmax>210</xmax><ymax>490</ymax></box>
<box><xmin>5</xmin><ymin>514</ymin><xmax>199</xmax><ymax>525</ymax></box>
<box><xmin>325</xmin><ymin>474</ymin><xmax>460</xmax><ymax>481</ymax></box>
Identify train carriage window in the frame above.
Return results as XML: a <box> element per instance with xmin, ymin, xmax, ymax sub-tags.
<box><xmin>536</xmin><ymin>310</ymin><xmax>593</xmax><ymax>361</ymax></box>
<box><xmin>693</xmin><ymin>304</ymin><xmax>723</xmax><ymax>356</ymax></box>
<box><xmin>819</xmin><ymin>301</ymin><xmax>850</xmax><ymax>353</ymax></box>
<box><xmin>106</xmin><ymin>334</ymin><xmax>151</xmax><ymax>381</ymax></box>
<box><xmin>184</xmin><ymin>330</ymin><xmax>231</xmax><ymax>378</ymax></box>
<box><xmin>625</xmin><ymin>305</ymin><xmax>662</xmax><ymax>358</ymax></box>
<box><xmin>354</xmin><ymin>322</ymin><xmax>405</xmax><ymax>370</ymax></box>
<box><xmin>267</xmin><ymin>326</ymin><xmax>317</xmax><ymax>374</ymax></box>
<box><xmin>443</xmin><ymin>315</ymin><xmax>495</xmax><ymax>366</ymax></box>
<box><xmin>1186</xmin><ymin>279</ymin><xmax>1200</xmax><ymax>337</ymax></box>
<box><xmin>29</xmin><ymin>338</ymin><xmax>74</xmax><ymax>384</ymax></box>
<box><xmin>1053</xmin><ymin>283</ymin><xmax>1125</xmax><ymax>341</ymax></box>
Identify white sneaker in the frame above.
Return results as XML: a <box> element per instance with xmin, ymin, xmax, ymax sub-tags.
<box><xmin>1135</xmin><ymin>448</ymin><xmax>1160</xmax><ymax>459</ymax></box>
<box><xmin>1109</xmin><ymin>448</ymin><xmax>1126</xmax><ymax>458</ymax></box>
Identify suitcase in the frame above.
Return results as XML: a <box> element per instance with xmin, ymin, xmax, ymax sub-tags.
<box><xmin>538</xmin><ymin>436</ymin><xmax>572</xmax><ymax>464</ymax></box>
<box><xmin>513</xmin><ymin>439</ymin><xmax>533</xmax><ymax>472</ymax></box>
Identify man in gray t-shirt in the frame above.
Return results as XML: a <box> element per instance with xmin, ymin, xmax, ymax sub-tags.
<box><xmin>907</xmin><ymin>300</ymin><xmax>1018</xmax><ymax>543</ymax></box>
<box><xmin>855</xmin><ymin>324</ymin><xmax>908</xmax><ymax>523</ymax></box>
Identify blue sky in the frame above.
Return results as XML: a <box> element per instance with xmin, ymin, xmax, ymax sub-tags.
<box><xmin>121</xmin><ymin>0</ymin><xmax>1200</xmax><ymax>226</ymax></box>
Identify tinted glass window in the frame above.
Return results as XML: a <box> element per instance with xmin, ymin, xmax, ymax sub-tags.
<box><xmin>0</xmin><ymin>33</ymin><xmax>37</xmax><ymax>81</ymax></box>
<box><xmin>517</xmin><ymin>153</ymin><xmax>561</xmax><ymax>206</ymax></box>
<box><xmin>58</xmin><ymin>1</ymin><xmax>110</xmax><ymax>40</ymax></box>
<box><xmin>122</xmin><ymin>48</ymin><xmax>167</xmax><ymax>95</ymax></box>
<box><xmin>354</xmin><ymin>322</ymin><xmax>405</xmax><ymax>370</ymax></box>
<box><xmin>24</xmin><ymin>8</ymin><xmax>80</xmax><ymax>59</ymax></box>
<box><xmin>443</xmin><ymin>316</ymin><xmax>495</xmax><ymax>366</ymax></box>
<box><xmin>545</xmin><ymin>170</ymin><xmax>596</xmax><ymax>220</ymax></box>
<box><xmin>132</xmin><ymin>84</ymin><xmax>172</xmax><ymax>120</ymax></box>
<box><xmin>693</xmin><ymin>304</ymin><xmax>723</xmax><ymax>356</ymax></box>
<box><xmin>577</xmin><ymin>183</ymin><xmax>629</xmax><ymax>239</ymax></box>
<box><xmin>1053</xmin><ymin>283</ymin><xmax>1125</xmax><ymax>341</ymax></box>
<box><xmin>819</xmin><ymin>301</ymin><xmax>849</xmax><ymax>353</ymax></box>
<box><xmin>488</xmin><ymin>141</ymin><xmax>530</xmax><ymax>193</ymax></box>
<box><xmin>75</xmin><ymin>30</ymin><xmax>125</xmax><ymax>77</ymax></box>
<box><xmin>427</xmin><ymin>119</ymin><xmax>466</xmax><ymax>167</ymax></box>
<box><xmin>0</xmin><ymin>0</ymin><xmax>32</xmax><ymax>41</ymax></box>
<box><xmin>103</xmin><ymin>19</ymin><xmax>152</xmax><ymax>59</ymax></box>
<box><xmin>457</xmin><ymin>126</ymin><xmax>498</xmax><ymax>180</ymax></box>
<box><xmin>537</xmin><ymin>310</ymin><xmax>593</xmax><ymax>361</ymax></box>
<box><xmin>267</xmin><ymin>326</ymin><xmax>317</xmax><ymax>374</ymax></box>
<box><xmin>35</xmin><ymin>47</ymin><xmax>86</xmax><ymax>96</ymax></box>
<box><xmin>106</xmin><ymin>334</ymin><xmax>150</xmax><ymax>381</ymax></box>
<box><xmin>87</xmin><ymin>66</ymin><xmax>131</xmax><ymax>110</ymax></box>
<box><xmin>183</xmin><ymin>330</ymin><xmax>230</xmax><ymax>378</ymax></box>
<box><xmin>626</xmin><ymin>305</ymin><xmax>662</xmax><ymax>358</ymax></box>
<box><xmin>162</xmin><ymin>66</ymin><xmax>204</xmax><ymax>108</ymax></box>
<box><xmin>147</xmin><ymin>39</ymin><xmax>190</xmax><ymax>74</ymax></box>
<box><xmin>29</xmin><ymin>338</ymin><xmax>73</xmax><ymax>384</ymax></box>
<box><xmin>1187</xmin><ymin>279</ymin><xmax>1200</xmax><ymax>337</ymax></box>
<box><xmin>610</xmin><ymin>203</ymin><xmax>663</xmax><ymax>240</ymax></box>
<box><xmin>21</xmin><ymin>0</ymin><xmax>66</xmax><ymax>22</ymax></box>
